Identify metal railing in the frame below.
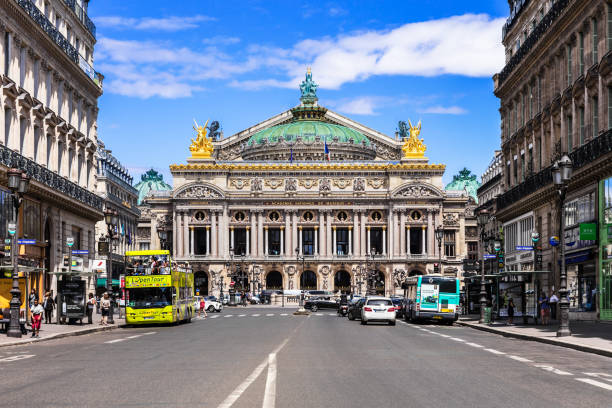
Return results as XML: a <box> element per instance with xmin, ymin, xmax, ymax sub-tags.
<box><xmin>63</xmin><ymin>0</ymin><xmax>96</xmax><ymax>38</ymax></box>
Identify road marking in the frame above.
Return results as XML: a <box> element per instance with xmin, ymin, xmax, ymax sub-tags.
<box><xmin>142</xmin><ymin>332</ymin><xmax>156</xmax><ymax>335</ymax></box>
<box><xmin>315</xmin><ymin>313</ymin><xmax>324</xmax><ymax>316</ymax></box>
<box><xmin>225</xmin><ymin>315</ymin><xmax>233</xmax><ymax>318</ymax></box>
<box><xmin>0</xmin><ymin>354</ymin><xmax>35</xmax><ymax>362</ymax></box>
<box><xmin>252</xmin><ymin>314</ymin><xmax>260</xmax><ymax>317</ymax></box>
<box><xmin>508</xmin><ymin>355</ymin><xmax>533</xmax><ymax>363</ymax></box>
<box><xmin>266</xmin><ymin>314</ymin><xmax>274</xmax><ymax>316</ymax></box>
<box><xmin>126</xmin><ymin>335</ymin><xmax>142</xmax><ymax>339</ymax></box>
<box><xmin>465</xmin><ymin>342</ymin><xmax>484</xmax><ymax>348</ymax></box>
<box><xmin>105</xmin><ymin>338</ymin><xmax>126</xmax><ymax>344</ymax></box>
<box><xmin>576</xmin><ymin>378</ymin><xmax>612</xmax><ymax>391</ymax></box>
<box><xmin>484</xmin><ymin>348</ymin><xmax>505</xmax><ymax>355</ymax></box>
<box><xmin>584</xmin><ymin>372</ymin><xmax>612</xmax><ymax>381</ymax></box>
<box><xmin>534</xmin><ymin>365</ymin><xmax>572</xmax><ymax>376</ymax></box>
<box><xmin>280</xmin><ymin>313</ymin><xmax>288</xmax><ymax>316</ymax></box>
<box><xmin>239</xmin><ymin>314</ymin><xmax>246</xmax><ymax>317</ymax></box>
<box><xmin>210</xmin><ymin>316</ymin><xmax>219</xmax><ymax>319</ymax></box>
<box><xmin>328</xmin><ymin>313</ymin><xmax>336</xmax><ymax>316</ymax></box>
<box><xmin>262</xmin><ymin>353</ymin><xmax>277</xmax><ymax>408</ymax></box>
<box><xmin>438</xmin><ymin>334</ymin><xmax>451</xmax><ymax>338</ymax></box>
<box><xmin>449</xmin><ymin>337</ymin><xmax>465</xmax><ymax>342</ymax></box>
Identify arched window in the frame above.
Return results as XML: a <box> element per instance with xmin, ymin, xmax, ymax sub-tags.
<box><xmin>266</xmin><ymin>271</ymin><xmax>283</xmax><ymax>290</ymax></box>
<box><xmin>300</xmin><ymin>270</ymin><xmax>317</xmax><ymax>290</ymax></box>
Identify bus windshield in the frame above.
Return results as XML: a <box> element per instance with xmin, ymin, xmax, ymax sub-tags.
<box><xmin>128</xmin><ymin>287</ymin><xmax>173</xmax><ymax>308</ymax></box>
<box><xmin>421</xmin><ymin>277</ymin><xmax>458</xmax><ymax>294</ymax></box>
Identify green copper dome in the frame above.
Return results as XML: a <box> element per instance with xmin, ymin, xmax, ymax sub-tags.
<box><xmin>445</xmin><ymin>168</ymin><xmax>481</xmax><ymax>202</ymax></box>
<box><xmin>247</xmin><ymin>120</ymin><xmax>370</xmax><ymax>146</ymax></box>
<box><xmin>134</xmin><ymin>169</ymin><xmax>172</xmax><ymax>205</ymax></box>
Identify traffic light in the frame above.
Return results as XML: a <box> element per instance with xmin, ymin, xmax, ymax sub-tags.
<box><xmin>497</xmin><ymin>252</ymin><xmax>504</xmax><ymax>271</ymax></box>
<box><xmin>63</xmin><ymin>254</ymin><xmax>70</xmax><ymax>267</ymax></box>
<box><xmin>433</xmin><ymin>263</ymin><xmax>439</xmax><ymax>273</ymax></box>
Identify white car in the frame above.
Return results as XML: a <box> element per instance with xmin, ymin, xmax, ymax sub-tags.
<box><xmin>361</xmin><ymin>296</ymin><xmax>396</xmax><ymax>326</ymax></box>
<box><xmin>204</xmin><ymin>296</ymin><xmax>223</xmax><ymax>312</ymax></box>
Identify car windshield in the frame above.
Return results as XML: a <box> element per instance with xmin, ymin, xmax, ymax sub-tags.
<box><xmin>366</xmin><ymin>299</ymin><xmax>392</xmax><ymax>306</ymax></box>
<box><xmin>391</xmin><ymin>299</ymin><xmax>402</xmax><ymax>305</ymax></box>
<box><xmin>206</xmin><ymin>296</ymin><xmax>217</xmax><ymax>301</ymax></box>
<box><xmin>127</xmin><ymin>287</ymin><xmax>173</xmax><ymax>308</ymax></box>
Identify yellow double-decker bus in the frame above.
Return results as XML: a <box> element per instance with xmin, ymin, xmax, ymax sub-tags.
<box><xmin>123</xmin><ymin>250</ymin><xmax>194</xmax><ymax>325</ymax></box>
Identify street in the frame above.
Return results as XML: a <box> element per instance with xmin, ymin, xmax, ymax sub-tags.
<box><xmin>0</xmin><ymin>307</ymin><xmax>610</xmax><ymax>408</ymax></box>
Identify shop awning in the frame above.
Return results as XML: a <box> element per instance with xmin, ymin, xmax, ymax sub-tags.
<box><xmin>97</xmin><ymin>278</ymin><xmax>120</xmax><ymax>287</ymax></box>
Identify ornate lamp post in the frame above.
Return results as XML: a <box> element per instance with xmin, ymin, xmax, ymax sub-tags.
<box><xmin>354</xmin><ymin>266</ymin><xmax>366</xmax><ymax>296</ymax></box>
<box><xmin>104</xmin><ymin>208</ymin><xmax>118</xmax><ymax>324</ymax></box>
<box><xmin>553</xmin><ymin>154</ymin><xmax>573</xmax><ymax>337</ymax></box>
<box><xmin>295</xmin><ymin>247</ymin><xmax>307</xmax><ymax>312</ymax></box>
<box><xmin>477</xmin><ymin>209</ymin><xmax>490</xmax><ymax>324</ymax></box>
<box><xmin>435</xmin><ymin>225</ymin><xmax>444</xmax><ymax>274</ymax></box>
<box><xmin>366</xmin><ymin>250</ymin><xmax>378</xmax><ymax>296</ymax></box>
<box><xmin>157</xmin><ymin>229</ymin><xmax>167</xmax><ymax>250</ymax></box>
<box><xmin>228</xmin><ymin>247</ymin><xmax>237</xmax><ymax>306</ymax></box>
<box><xmin>6</xmin><ymin>169</ymin><xmax>30</xmax><ymax>338</ymax></box>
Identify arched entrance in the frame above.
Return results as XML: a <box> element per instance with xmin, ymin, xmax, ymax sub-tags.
<box><xmin>409</xmin><ymin>270</ymin><xmax>424</xmax><ymax>277</ymax></box>
<box><xmin>194</xmin><ymin>271</ymin><xmax>209</xmax><ymax>296</ymax></box>
<box><xmin>300</xmin><ymin>270</ymin><xmax>317</xmax><ymax>290</ymax></box>
<box><xmin>375</xmin><ymin>270</ymin><xmax>385</xmax><ymax>295</ymax></box>
<box><xmin>334</xmin><ymin>270</ymin><xmax>351</xmax><ymax>294</ymax></box>
<box><xmin>266</xmin><ymin>271</ymin><xmax>283</xmax><ymax>290</ymax></box>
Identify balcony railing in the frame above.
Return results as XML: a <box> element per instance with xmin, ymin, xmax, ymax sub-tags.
<box><xmin>498</xmin><ymin>0</ymin><xmax>569</xmax><ymax>87</ymax></box>
<box><xmin>0</xmin><ymin>144</ymin><xmax>103</xmax><ymax>211</ymax></box>
<box><xmin>15</xmin><ymin>0</ymin><xmax>101</xmax><ymax>88</ymax></box>
<box><xmin>63</xmin><ymin>0</ymin><xmax>96</xmax><ymax>38</ymax></box>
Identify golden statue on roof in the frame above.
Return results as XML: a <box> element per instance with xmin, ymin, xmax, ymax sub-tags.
<box><xmin>400</xmin><ymin>119</ymin><xmax>426</xmax><ymax>159</ymax></box>
<box><xmin>190</xmin><ymin>119</ymin><xmax>214</xmax><ymax>159</ymax></box>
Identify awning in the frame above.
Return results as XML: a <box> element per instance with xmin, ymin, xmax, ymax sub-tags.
<box><xmin>97</xmin><ymin>278</ymin><xmax>120</xmax><ymax>287</ymax></box>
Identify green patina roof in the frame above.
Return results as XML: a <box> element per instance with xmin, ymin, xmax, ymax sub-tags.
<box><xmin>247</xmin><ymin>120</ymin><xmax>370</xmax><ymax>146</ymax></box>
<box><xmin>134</xmin><ymin>169</ymin><xmax>172</xmax><ymax>205</ymax></box>
<box><xmin>445</xmin><ymin>168</ymin><xmax>481</xmax><ymax>203</ymax></box>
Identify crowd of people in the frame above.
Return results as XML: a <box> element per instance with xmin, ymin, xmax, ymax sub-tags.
<box><xmin>127</xmin><ymin>256</ymin><xmax>172</xmax><ymax>275</ymax></box>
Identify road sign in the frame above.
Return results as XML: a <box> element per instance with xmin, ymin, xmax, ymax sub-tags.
<box><xmin>4</xmin><ymin>239</ymin><xmax>11</xmax><ymax>244</ymax></box>
<box><xmin>71</xmin><ymin>250</ymin><xmax>89</xmax><ymax>255</ymax></box>
<box><xmin>18</xmin><ymin>239</ymin><xmax>36</xmax><ymax>245</ymax></box>
<box><xmin>66</xmin><ymin>237</ymin><xmax>74</xmax><ymax>247</ymax></box>
<box><xmin>483</xmin><ymin>254</ymin><xmax>497</xmax><ymax>259</ymax></box>
<box><xmin>549</xmin><ymin>236</ymin><xmax>559</xmax><ymax>247</ymax></box>
<box><xmin>516</xmin><ymin>246</ymin><xmax>533</xmax><ymax>251</ymax></box>
<box><xmin>8</xmin><ymin>223</ymin><xmax>16</xmax><ymax>235</ymax></box>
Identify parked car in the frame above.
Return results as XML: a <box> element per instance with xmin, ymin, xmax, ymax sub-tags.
<box><xmin>204</xmin><ymin>296</ymin><xmax>223</xmax><ymax>312</ymax></box>
<box><xmin>391</xmin><ymin>297</ymin><xmax>404</xmax><ymax>318</ymax></box>
<box><xmin>347</xmin><ymin>297</ymin><xmax>366</xmax><ymax>321</ymax></box>
<box><xmin>304</xmin><ymin>296</ymin><xmax>338</xmax><ymax>312</ymax></box>
<box><xmin>250</xmin><ymin>295</ymin><xmax>261</xmax><ymax>304</ymax></box>
<box><xmin>361</xmin><ymin>296</ymin><xmax>396</xmax><ymax>325</ymax></box>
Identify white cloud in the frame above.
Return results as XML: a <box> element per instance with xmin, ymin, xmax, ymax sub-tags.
<box><xmin>202</xmin><ymin>36</ymin><xmax>241</xmax><ymax>45</ymax></box>
<box><xmin>418</xmin><ymin>106</ymin><xmax>468</xmax><ymax>115</ymax></box>
<box><xmin>333</xmin><ymin>97</ymin><xmax>378</xmax><ymax>115</ymax></box>
<box><xmin>328</xmin><ymin>7</ymin><xmax>348</xmax><ymax>17</ymax></box>
<box><xmin>95</xmin><ymin>15</ymin><xmax>215</xmax><ymax>31</ymax></box>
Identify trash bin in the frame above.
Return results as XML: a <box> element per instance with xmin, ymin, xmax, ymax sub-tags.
<box><xmin>484</xmin><ymin>307</ymin><xmax>492</xmax><ymax>324</ymax></box>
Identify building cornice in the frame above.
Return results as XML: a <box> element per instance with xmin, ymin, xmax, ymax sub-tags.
<box><xmin>169</xmin><ymin>162</ymin><xmax>446</xmax><ymax>172</ymax></box>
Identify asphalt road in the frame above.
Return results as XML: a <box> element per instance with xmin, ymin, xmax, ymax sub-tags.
<box><xmin>0</xmin><ymin>307</ymin><xmax>611</xmax><ymax>408</ymax></box>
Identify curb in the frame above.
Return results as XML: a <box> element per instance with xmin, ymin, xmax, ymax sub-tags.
<box><xmin>456</xmin><ymin>321</ymin><xmax>612</xmax><ymax>358</ymax></box>
<box><xmin>0</xmin><ymin>324</ymin><xmax>121</xmax><ymax>348</ymax></box>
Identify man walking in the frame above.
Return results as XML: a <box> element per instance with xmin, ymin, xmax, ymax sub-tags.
<box><xmin>43</xmin><ymin>292</ymin><xmax>55</xmax><ymax>324</ymax></box>
<box><xmin>549</xmin><ymin>290</ymin><xmax>559</xmax><ymax>320</ymax></box>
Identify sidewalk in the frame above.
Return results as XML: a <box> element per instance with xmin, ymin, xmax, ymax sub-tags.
<box><xmin>0</xmin><ymin>312</ymin><xmax>124</xmax><ymax>348</ymax></box>
<box><xmin>458</xmin><ymin>315</ymin><xmax>612</xmax><ymax>358</ymax></box>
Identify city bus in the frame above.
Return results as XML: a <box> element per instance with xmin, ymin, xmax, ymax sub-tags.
<box><xmin>123</xmin><ymin>250</ymin><xmax>194</xmax><ymax>325</ymax></box>
<box><xmin>404</xmin><ymin>275</ymin><xmax>459</xmax><ymax>324</ymax></box>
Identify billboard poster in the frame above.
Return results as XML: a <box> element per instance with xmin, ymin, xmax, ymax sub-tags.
<box><xmin>420</xmin><ymin>283</ymin><xmax>439</xmax><ymax>310</ymax></box>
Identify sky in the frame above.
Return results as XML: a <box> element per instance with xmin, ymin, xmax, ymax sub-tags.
<box><xmin>89</xmin><ymin>0</ymin><xmax>511</xmax><ymax>186</ymax></box>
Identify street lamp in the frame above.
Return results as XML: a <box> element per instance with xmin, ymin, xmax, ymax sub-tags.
<box><xmin>477</xmin><ymin>209</ymin><xmax>490</xmax><ymax>324</ymax></box>
<box><xmin>295</xmin><ymin>246</ymin><xmax>307</xmax><ymax>312</ymax></box>
<box><xmin>228</xmin><ymin>247</ymin><xmax>236</xmax><ymax>306</ymax></box>
<box><xmin>157</xmin><ymin>229</ymin><xmax>168</xmax><ymax>250</ymax></box>
<box><xmin>366</xmin><ymin>249</ymin><xmax>378</xmax><ymax>296</ymax></box>
<box><xmin>435</xmin><ymin>225</ymin><xmax>444</xmax><ymax>274</ymax></box>
<box><xmin>553</xmin><ymin>154</ymin><xmax>573</xmax><ymax>337</ymax></box>
<box><xmin>104</xmin><ymin>208</ymin><xmax>118</xmax><ymax>324</ymax></box>
<box><xmin>6</xmin><ymin>169</ymin><xmax>30</xmax><ymax>338</ymax></box>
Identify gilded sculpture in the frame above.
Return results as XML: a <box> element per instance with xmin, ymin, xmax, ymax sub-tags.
<box><xmin>400</xmin><ymin>119</ymin><xmax>427</xmax><ymax>159</ymax></box>
<box><xmin>190</xmin><ymin>119</ymin><xmax>214</xmax><ymax>159</ymax></box>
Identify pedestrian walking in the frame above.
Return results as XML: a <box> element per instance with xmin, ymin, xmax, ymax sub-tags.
<box><xmin>86</xmin><ymin>293</ymin><xmax>96</xmax><ymax>324</ymax></box>
<box><xmin>30</xmin><ymin>298</ymin><xmax>44</xmax><ymax>338</ymax></box>
<box><xmin>538</xmin><ymin>291</ymin><xmax>550</xmax><ymax>325</ymax></box>
<box><xmin>199</xmin><ymin>297</ymin><xmax>207</xmax><ymax>318</ymax></box>
<box><xmin>241</xmin><ymin>291</ymin><xmax>247</xmax><ymax>307</ymax></box>
<box><xmin>42</xmin><ymin>292</ymin><xmax>55</xmax><ymax>324</ymax></box>
<box><xmin>507</xmin><ymin>298</ymin><xmax>515</xmax><ymax>325</ymax></box>
<box><xmin>549</xmin><ymin>290</ymin><xmax>559</xmax><ymax>320</ymax></box>
<box><xmin>100</xmin><ymin>293</ymin><xmax>111</xmax><ymax>325</ymax></box>
<box><xmin>28</xmin><ymin>288</ymin><xmax>38</xmax><ymax>309</ymax></box>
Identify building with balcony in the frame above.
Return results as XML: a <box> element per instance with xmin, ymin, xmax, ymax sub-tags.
<box><xmin>493</xmin><ymin>0</ymin><xmax>612</xmax><ymax>321</ymax></box>
<box><xmin>94</xmin><ymin>142</ymin><xmax>139</xmax><ymax>290</ymax></box>
<box><xmin>0</xmin><ymin>0</ymin><xmax>103</xmax><ymax>298</ymax></box>
<box><xmin>139</xmin><ymin>71</ymin><xmax>477</xmax><ymax>297</ymax></box>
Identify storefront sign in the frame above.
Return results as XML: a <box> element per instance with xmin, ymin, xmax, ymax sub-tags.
<box><xmin>516</xmin><ymin>246</ymin><xmax>533</xmax><ymax>251</ymax></box>
<box><xmin>125</xmin><ymin>275</ymin><xmax>172</xmax><ymax>288</ymax></box>
<box><xmin>579</xmin><ymin>223</ymin><xmax>597</xmax><ymax>241</ymax></box>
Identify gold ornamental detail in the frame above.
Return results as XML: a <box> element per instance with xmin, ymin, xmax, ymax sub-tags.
<box><xmin>402</xmin><ymin>120</ymin><xmax>426</xmax><ymax>159</ymax></box>
<box><xmin>190</xmin><ymin>119</ymin><xmax>214</xmax><ymax>159</ymax></box>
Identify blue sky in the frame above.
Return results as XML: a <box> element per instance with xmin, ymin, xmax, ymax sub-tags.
<box><xmin>89</xmin><ymin>0</ymin><xmax>510</xmax><ymax>185</ymax></box>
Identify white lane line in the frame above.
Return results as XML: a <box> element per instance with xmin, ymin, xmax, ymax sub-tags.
<box><xmin>584</xmin><ymin>372</ymin><xmax>612</xmax><ymax>381</ymax></box>
<box><xmin>438</xmin><ymin>334</ymin><xmax>451</xmax><ymax>338</ymax></box>
<box><xmin>449</xmin><ymin>337</ymin><xmax>465</xmax><ymax>342</ymax></box>
<box><xmin>534</xmin><ymin>365</ymin><xmax>572</xmax><ymax>376</ymax></box>
<box><xmin>210</xmin><ymin>315</ymin><xmax>219</xmax><ymax>319</ymax></box>
<box><xmin>225</xmin><ymin>314</ymin><xmax>233</xmax><ymax>318</ymax></box>
<box><xmin>142</xmin><ymin>332</ymin><xmax>156</xmax><ymax>335</ymax></box>
<box><xmin>315</xmin><ymin>313</ymin><xmax>324</xmax><ymax>316</ymax></box>
<box><xmin>280</xmin><ymin>313</ymin><xmax>288</xmax><ymax>316</ymax></box>
<box><xmin>508</xmin><ymin>355</ymin><xmax>533</xmax><ymax>363</ymax></box>
<box><xmin>465</xmin><ymin>342</ymin><xmax>484</xmax><ymax>348</ymax></box>
<box><xmin>262</xmin><ymin>353</ymin><xmax>278</xmax><ymax>408</ymax></box>
<box><xmin>105</xmin><ymin>338</ymin><xmax>126</xmax><ymax>344</ymax></box>
<box><xmin>328</xmin><ymin>313</ymin><xmax>335</xmax><ymax>316</ymax></box>
<box><xmin>239</xmin><ymin>314</ymin><xmax>246</xmax><ymax>317</ymax></box>
<box><xmin>484</xmin><ymin>348</ymin><xmax>505</xmax><ymax>355</ymax></box>
<box><xmin>0</xmin><ymin>354</ymin><xmax>35</xmax><ymax>362</ymax></box>
<box><xmin>216</xmin><ymin>337</ymin><xmax>290</xmax><ymax>408</ymax></box>
<box><xmin>126</xmin><ymin>335</ymin><xmax>142</xmax><ymax>339</ymax></box>
<box><xmin>266</xmin><ymin>314</ymin><xmax>274</xmax><ymax>316</ymax></box>
<box><xmin>576</xmin><ymin>378</ymin><xmax>612</xmax><ymax>391</ymax></box>
<box><xmin>252</xmin><ymin>314</ymin><xmax>260</xmax><ymax>317</ymax></box>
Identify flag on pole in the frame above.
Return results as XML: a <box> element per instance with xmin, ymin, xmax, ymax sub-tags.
<box><xmin>289</xmin><ymin>146</ymin><xmax>294</xmax><ymax>162</ymax></box>
<box><xmin>324</xmin><ymin>137</ymin><xmax>330</xmax><ymax>161</ymax></box>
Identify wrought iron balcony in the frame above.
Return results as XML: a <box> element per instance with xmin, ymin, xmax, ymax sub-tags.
<box><xmin>498</xmin><ymin>0</ymin><xmax>569</xmax><ymax>87</ymax></box>
<box><xmin>0</xmin><ymin>143</ymin><xmax>103</xmax><ymax>211</ymax></box>
<box><xmin>63</xmin><ymin>0</ymin><xmax>96</xmax><ymax>38</ymax></box>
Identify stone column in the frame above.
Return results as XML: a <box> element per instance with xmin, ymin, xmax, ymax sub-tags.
<box><xmin>427</xmin><ymin>210</ymin><xmax>434</xmax><ymax>257</ymax></box>
<box><xmin>292</xmin><ymin>211</ymin><xmax>298</xmax><ymax>255</ymax></box>
<box><xmin>353</xmin><ymin>211</ymin><xmax>360</xmax><ymax>257</ymax></box>
<box><xmin>319</xmin><ymin>211</ymin><xmax>325</xmax><ymax>256</ymax></box>
<box><xmin>173</xmin><ymin>210</ymin><xmax>178</xmax><ymax>256</ymax></box>
<box><xmin>206</xmin><ymin>226</ymin><xmax>210</xmax><ymax>255</ymax></box>
<box><xmin>230</xmin><ymin>227</ymin><xmax>235</xmax><ymax>252</ymax></box>
<box><xmin>382</xmin><ymin>226</ymin><xmax>387</xmax><ymax>255</ymax></box>
<box><xmin>298</xmin><ymin>226</ymin><xmax>303</xmax><ymax>254</ymax></box>
<box><xmin>285</xmin><ymin>212</ymin><xmax>291</xmax><ymax>256</ymax></box>
<box><xmin>360</xmin><ymin>211</ymin><xmax>367</xmax><ymax>256</ymax></box>
<box><xmin>222</xmin><ymin>206</ymin><xmax>229</xmax><ymax>258</ymax></box>
<box><xmin>366</xmin><ymin>226</ymin><xmax>371</xmax><ymax>255</ymax></box>
<box><xmin>348</xmin><ymin>226</ymin><xmax>352</xmax><ymax>256</ymax></box>
<box><xmin>257</xmin><ymin>211</ymin><xmax>264</xmax><ymax>256</ymax></box>
<box><xmin>406</xmin><ymin>226</ymin><xmax>411</xmax><ymax>255</ymax></box>
<box><xmin>326</xmin><ymin>211</ymin><xmax>332</xmax><ymax>256</ymax></box>
<box><xmin>280</xmin><ymin>227</ymin><xmax>284</xmax><ymax>256</ymax></box>
<box><xmin>400</xmin><ymin>211</ymin><xmax>406</xmax><ymax>256</ymax></box>
<box><xmin>388</xmin><ymin>209</ymin><xmax>395</xmax><ymax>258</ymax></box>
<box><xmin>264</xmin><ymin>226</ymin><xmax>268</xmax><ymax>255</ymax></box>
<box><xmin>251</xmin><ymin>211</ymin><xmax>257</xmax><ymax>257</ymax></box>
<box><xmin>421</xmin><ymin>225</ymin><xmax>427</xmax><ymax>255</ymax></box>
<box><xmin>332</xmin><ymin>226</ymin><xmax>337</xmax><ymax>256</ymax></box>
<box><xmin>182</xmin><ymin>212</ymin><xmax>189</xmax><ymax>258</ymax></box>
<box><xmin>211</xmin><ymin>211</ymin><xmax>218</xmax><ymax>257</ymax></box>
<box><xmin>245</xmin><ymin>227</ymin><xmax>250</xmax><ymax>256</ymax></box>
<box><xmin>176</xmin><ymin>212</ymin><xmax>183</xmax><ymax>256</ymax></box>
<box><xmin>190</xmin><ymin>226</ymin><xmax>194</xmax><ymax>257</ymax></box>
<box><xmin>314</xmin><ymin>226</ymin><xmax>318</xmax><ymax>255</ymax></box>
